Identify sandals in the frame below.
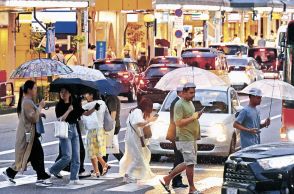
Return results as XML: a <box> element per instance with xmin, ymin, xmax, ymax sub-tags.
<box><xmin>91</xmin><ymin>172</ymin><xmax>100</xmax><ymax>178</ymax></box>
<box><xmin>102</xmin><ymin>164</ymin><xmax>111</xmax><ymax>176</ymax></box>
<box><xmin>159</xmin><ymin>180</ymin><xmax>171</xmax><ymax>193</ymax></box>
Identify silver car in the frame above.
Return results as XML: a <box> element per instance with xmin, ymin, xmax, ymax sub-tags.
<box><xmin>149</xmin><ymin>86</ymin><xmax>242</xmax><ymax>161</ymax></box>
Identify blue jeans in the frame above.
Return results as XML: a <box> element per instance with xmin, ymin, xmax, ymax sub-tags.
<box><xmin>50</xmin><ymin>124</ymin><xmax>80</xmax><ymax>180</ymax></box>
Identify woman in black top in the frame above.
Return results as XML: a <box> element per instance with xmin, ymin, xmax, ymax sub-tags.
<box><xmin>49</xmin><ymin>87</ymin><xmax>98</xmax><ymax>185</ymax></box>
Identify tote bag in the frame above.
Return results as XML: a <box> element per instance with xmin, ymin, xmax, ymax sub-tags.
<box><xmin>54</xmin><ymin>120</ymin><xmax>69</xmax><ymax>138</ymax></box>
<box><xmin>81</xmin><ymin>112</ymin><xmax>99</xmax><ymax>130</ymax></box>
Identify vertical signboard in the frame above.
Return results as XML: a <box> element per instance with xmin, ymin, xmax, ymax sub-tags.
<box><xmin>46</xmin><ymin>27</ymin><xmax>55</xmax><ymax>54</ymax></box>
<box><xmin>96</xmin><ymin>41</ymin><xmax>106</xmax><ymax>59</ymax></box>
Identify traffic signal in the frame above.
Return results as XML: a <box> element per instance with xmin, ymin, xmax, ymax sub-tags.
<box><xmin>252</xmin><ymin>10</ymin><xmax>258</xmax><ymax>21</ymax></box>
<box><xmin>221</xmin><ymin>11</ymin><xmax>225</xmax><ymax>24</ymax></box>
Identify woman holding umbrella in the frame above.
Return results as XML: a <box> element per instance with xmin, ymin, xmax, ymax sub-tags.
<box><xmin>1</xmin><ymin>80</ymin><xmax>52</xmax><ymax>186</ymax></box>
<box><xmin>49</xmin><ymin>87</ymin><xmax>99</xmax><ymax>185</ymax></box>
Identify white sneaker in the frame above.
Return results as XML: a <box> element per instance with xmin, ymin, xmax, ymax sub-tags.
<box><xmin>36</xmin><ymin>179</ymin><xmax>53</xmax><ymax>187</ymax></box>
<box><xmin>79</xmin><ymin>171</ymin><xmax>91</xmax><ymax>178</ymax></box>
<box><xmin>1</xmin><ymin>171</ymin><xmax>16</xmax><ymax>184</ymax></box>
<box><xmin>67</xmin><ymin>180</ymin><xmax>84</xmax><ymax>186</ymax></box>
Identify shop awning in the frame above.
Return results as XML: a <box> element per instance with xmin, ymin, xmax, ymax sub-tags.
<box><xmin>229</xmin><ymin>0</ymin><xmax>283</xmax><ymax>8</ymax></box>
<box><xmin>155</xmin><ymin>0</ymin><xmax>230</xmax><ymax>6</ymax></box>
<box><xmin>0</xmin><ymin>0</ymin><xmax>89</xmax><ymax>8</ymax></box>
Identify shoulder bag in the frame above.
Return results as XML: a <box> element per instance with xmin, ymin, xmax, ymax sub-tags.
<box><xmin>104</xmin><ymin>108</ymin><xmax>114</xmax><ymax>132</ymax></box>
<box><xmin>129</xmin><ymin>120</ymin><xmax>145</xmax><ymax>147</ymax></box>
<box><xmin>54</xmin><ymin>119</ymin><xmax>69</xmax><ymax>138</ymax></box>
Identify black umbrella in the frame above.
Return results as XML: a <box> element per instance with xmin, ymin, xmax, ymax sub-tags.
<box><xmin>49</xmin><ymin>78</ymin><xmax>98</xmax><ymax>95</ymax></box>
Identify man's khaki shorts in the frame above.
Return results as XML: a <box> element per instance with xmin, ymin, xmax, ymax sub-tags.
<box><xmin>176</xmin><ymin>141</ymin><xmax>197</xmax><ymax>166</ymax></box>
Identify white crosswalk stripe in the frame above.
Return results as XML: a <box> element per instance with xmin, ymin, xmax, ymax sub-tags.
<box><xmin>0</xmin><ymin>163</ymin><xmax>223</xmax><ymax>193</ymax></box>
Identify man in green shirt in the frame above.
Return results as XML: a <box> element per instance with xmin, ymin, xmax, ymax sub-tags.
<box><xmin>160</xmin><ymin>83</ymin><xmax>202</xmax><ymax>194</ymax></box>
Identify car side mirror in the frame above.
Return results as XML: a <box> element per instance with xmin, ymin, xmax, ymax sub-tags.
<box><xmin>153</xmin><ymin>103</ymin><xmax>162</xmax><ymax>111</ymax></box>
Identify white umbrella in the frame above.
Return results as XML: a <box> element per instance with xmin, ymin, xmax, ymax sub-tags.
<box><xmin>241</xmin><ymin>79</ymin><xmax>294</xmax><ymax>117</ymax></box>
<box><xmin>155</xmin><ymin>67</ymin><xmax>227</xmax><ymax>91</ymax></box>
<box><xmin>60</xmin><ymin>65</ymin><xmax>105</xmax><ymax>81</ymax></box>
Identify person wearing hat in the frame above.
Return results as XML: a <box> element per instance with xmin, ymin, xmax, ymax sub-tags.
<box><xmin>160</xmin><ymin>83</ymin><xmax>203</xmax><ymax>194</ymax></box>
<box><xmin>233</xmin><ymin>88</ymin><xmax>271</xmax><ymax>149</ymax></box>
<box><xmin>165</xmin><ymin>86</ymin><xmax>188</xmax><ymax>188</ymax></box>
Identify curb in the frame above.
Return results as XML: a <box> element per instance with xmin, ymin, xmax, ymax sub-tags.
<box><xmin>0</xmin><ymin>101</ymin><xmax>57</xmax><ymax>115</ymax></box>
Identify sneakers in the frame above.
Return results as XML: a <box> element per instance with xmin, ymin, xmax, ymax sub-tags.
<box><xmin>67</xmin><ymin>180</ymin><xmax>84</xmax><ymax>186</ymax></box>
<box><xmin>1</xmin><ymin>171</ymin><xmax>16</xmax><ymax>184</ymax></box>
<box><xmin>78</xmin><ymin>171</ymin><xmax>91</xmax><ymax>179</ymax></box>
<box><xmin>53</xmin><ymin>173</ymin><xmax>63</xmax><ymax>179</ymax></box>
<box><xmin>36</xmin><ymin>179</ymin><xmax>53</xmax><ymax>187</ymax></box>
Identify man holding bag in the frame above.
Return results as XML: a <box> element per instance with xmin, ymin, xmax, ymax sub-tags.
<box><xmin>166</xmin><ymin>86</ymin><xmax>188</xmax><ymax>189</ymax></box>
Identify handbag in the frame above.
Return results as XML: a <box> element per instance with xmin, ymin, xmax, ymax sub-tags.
<box><xmin>81</xmin><ymin>112</ymin><xmax>99</xmax><ymax>130</ymax></box>
<box><xmin>54</xmin><ymin>120</ymin><xmax>69</xmax><ymax>138</ymax></box>
<box><xmin>104</xmin><ymin>108</ymin><xmax>114</xmax><ymax>132</ymax></box>
<box><xmin>166</xmin><ymin>121</ymin><xmax>176</xmax><ymax>142</ymax></box>
<box><xmin>143</xmin><ymin>125</ymin><xmax>152</xmax><ymax>139</ymax></box>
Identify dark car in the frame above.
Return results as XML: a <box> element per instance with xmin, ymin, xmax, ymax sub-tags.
<box><xmin>248</xmin><ymin>47</ymin><xmax>281</xmax><ymax>79</ymax></box>
<box><xmin>182</xmin><ymin>52</ymin><xmax>227</xmax><ymax>71</ymax></box>
<box><xmin>136</xmin><ymin>64</ymin><xmax>184</xmax><ymax>103</ymax></box>
<box><xmin>94</xmin><ymin>58</ymin><xmax>139</xmax><ymax>102</ymax></box>
<box><xmin>209</xmin><ymin>43</ymin><xmax>249</xmax><ymax>56</ymax></box>
<box><xmin>222</xmin><ymin>142</ymin><xmax>294</xmax><ymax>194</ymax></box>
<box><xmin>148</xmin><ymin>56</ymin><xmax>183</xmax><ymax>66</ymax></box>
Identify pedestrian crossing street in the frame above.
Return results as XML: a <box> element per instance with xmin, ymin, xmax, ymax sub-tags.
<box><xmin>0</xmin><ymin>165</ymin><xmax>224</xmax><ymax>193</ymax></box>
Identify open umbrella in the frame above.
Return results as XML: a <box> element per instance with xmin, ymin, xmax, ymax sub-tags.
<box><xmin>50</xmin><ymin>78</ymin><xmax>98</xmax><ymax>95</ymax></box>
<box><xmin>60</xmin><ymin>65</ymin><xmax>105</xmax><ymax>81</ymax></box>
<box><xmin>10</xmin><ymin>58</ymin><xmax>72</xmax><ymax>78</ymax></box>
<box><xmin>241</xmin><ymin>79</ymin><xmax>294</xmax><ymax>117</ymax></box>
<box><xmin>155</xmin><ymin>67</ymin><xmax>227</xmax><ymax>91</ymax></box>
<box><xmin>91</xmin><ymin>79</ymin><xmax>123</xmax><ymax>96</ymax></box>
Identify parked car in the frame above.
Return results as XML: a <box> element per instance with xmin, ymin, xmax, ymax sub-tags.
<box><xmin>148</xmin><ymin>56</ymin><xmax>183</xmax><ymax>66</ymax></box>
<box><xmin>94</xmin><ymin>58</ymin><xmax>139</xmax><ymax>102</ymax></box>
<box><xmin>227</xmin><ymin>56</ymin><xmax>264</xmax><ymax>90</ymax></box>
<box><xmin>182</xmin><ymin>51</ymin><xmax>228</xmax><ymax>71</ymax></box>
<box><xmin>248</xmin><ymin>47</ymin><xmax>281</xmax><ymax>79</ymax></box>
<box><xmin>149</xmin><ymin>86</ymin><xmax>242</xmax><ymax>161</ymax></box>
<box><xmin>136</xmin><ymin>64</ymin><xmax>184</xmax><ymax>103</ymax></box>
<box><xmin>209</xmin><ymin>43</ymin><xmax>249</xmax><ymax>56</ymax></box>
<box><xmin>222</xmin><ymin>142</ymin><xmax>294</xmax><ymax>194</ymax></box>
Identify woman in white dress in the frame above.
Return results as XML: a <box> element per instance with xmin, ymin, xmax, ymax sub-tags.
<box><xmin>119</xmin><ymin>98</ymin><xmax>158</xmax><ymax>182</ymax></box>
<box><xmin>82</xmin><ymin>92</ymin><xmax>110</xmax><ymax>178</ymax></box>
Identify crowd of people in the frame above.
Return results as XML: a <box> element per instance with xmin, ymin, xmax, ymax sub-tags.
<box><xmin>1</xmin><ymin>79</ymin><xmax>271</xmax><ymax>193</ymax></box>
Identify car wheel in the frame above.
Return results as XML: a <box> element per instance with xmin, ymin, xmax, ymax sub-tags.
<box><xmin>229</xmin><ymin>134</ymin><xmax>237</xmax><ymax>155</ymax></box>
<box><xmin>127</xmin><ymin>87</ymin><xmax>137</xmax><ymax>102</ymax></box>
<box><xmin>151</xmin><ymin>154</ymin><xmax>161</xmax><ymax>162</ymax></box>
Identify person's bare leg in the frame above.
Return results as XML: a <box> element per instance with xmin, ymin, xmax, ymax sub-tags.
<box><xmin>90</xmin><ymin>157</ymin><xmax>99</xmax><ymax>175</ymax></box>
<box><xmin>97</xmin><ymin>156</ymin><xmax>106</xmax><ymax>167</ymax></box>
<box><xmin>186</xmin><ymin>164</ymin><xmax>196</xmax><ymax>193</ymax></box>
<box><xmin>163</xmin><ymin>163</ymin><xmax>186</xmax><ymax>185</ymax></box>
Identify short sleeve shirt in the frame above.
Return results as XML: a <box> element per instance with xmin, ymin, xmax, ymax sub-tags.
<box><xmin>83</xmin><ymin>100</ymin><xmax>107</xmax><ymax>129</ymax></box>
<box><xmin>127</xmin><ymin>108</ymin><xmax>145</xmax><ymax>137</ymax></box>
<box><xmin>174</xmin><ymin>99</ymin><xmax>200</xmax><ymax>141</ymax></box>
<box><xmin>236</xmin><ymin>105</ymin><xmax>261</xmax><ymax>149</ymax></box>
<box><xmin>105</xmin><ymin>95</ymin><xmax>121</xmax><ymax>129</ymax></box>
<box><xmin>55</xmin><ymin>101</ymin><xmax>85</xmax><ymax>124</ymax></box>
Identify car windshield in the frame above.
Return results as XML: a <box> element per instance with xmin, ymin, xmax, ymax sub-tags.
<box><xmin>182</xmin><ymin>56</ymin><xmax>216</xmax><ymax>70</ymax></box>
<box><xmin>96</xmin><ymin>63</ymin><xmax>126</xmax><ymax>71</ymax></box>
<box><xmin>182</xmin><ymin>49</ymin><xmax>211</xmax><ymax>55</ymax></box>
<box><xmin>248</xmin><ymin>49</ymin><xmax>277</xmax><ymax>63</ymax></box>
<box><xmin>149</xmin><ymin>58</ymin><xmax>179</xmax><ymax>65</ymax></box>
<box><xmin>162</xmin><ymin>90</ymin><xmax>229</xmax><ymax>114</ymax></box>
<box><xmin>145</xmin><ymin>67</ymin><xmax>178</xmax><ymax>78</ymax></box>
<box><xmin>227</xmin><ymin>58</ymin><xmax>248</xmax><ymax>66</ymax></box>
<box><xmin>211</xmin><ymin>45</ymin><xmax>247</xmax><ymax>55</ymax></box>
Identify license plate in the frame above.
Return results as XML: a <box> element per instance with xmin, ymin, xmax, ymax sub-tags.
<box><xmin>226</xmin><ymin>188</ymin><xmax>238</xmax><ymax>194</ymax></box>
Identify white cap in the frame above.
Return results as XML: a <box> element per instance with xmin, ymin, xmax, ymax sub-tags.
<box><xmin>248</xmin><ymin>88</ymin><xmax>262</xmax><ymax>97</ymax></box>
<box><xmin>176</xmin><ymin>86</ymin><xmax>183</xmax><ymax>92</ymax></box>
<box><xmin>183</xmin><ymin>82</ymin><xmax>196</xmax><ymax>89</ymax></box>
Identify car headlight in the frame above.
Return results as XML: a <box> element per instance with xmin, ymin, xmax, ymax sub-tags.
<box><xmin>258</xmin><ymin>155</ymin><xmax>294</xmax><ymax>170</ymax></box>
<box><xmin>208</xmin><ymin>124</ymin><xmax>227</xmax><ymax>142</ymax></box>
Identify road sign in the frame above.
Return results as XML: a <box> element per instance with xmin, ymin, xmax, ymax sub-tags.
<box><xmin>96</xmin><ymin>41</ymin><xmax>106</xmax><ymax>59</ymax></box>
<box><xmin>175</xmin><ymin>9</ymin><xmax>183</xmax><ymax>17</ymax></box>
<box><xmin>46</xmin><ymin>27</ymin><xmax>55</xmax><ymax>54</ymax></box>
<box><xmin>175</xmin><ymin>30</ymin><xmax>183</xmax><ymax>38</ymax></box>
